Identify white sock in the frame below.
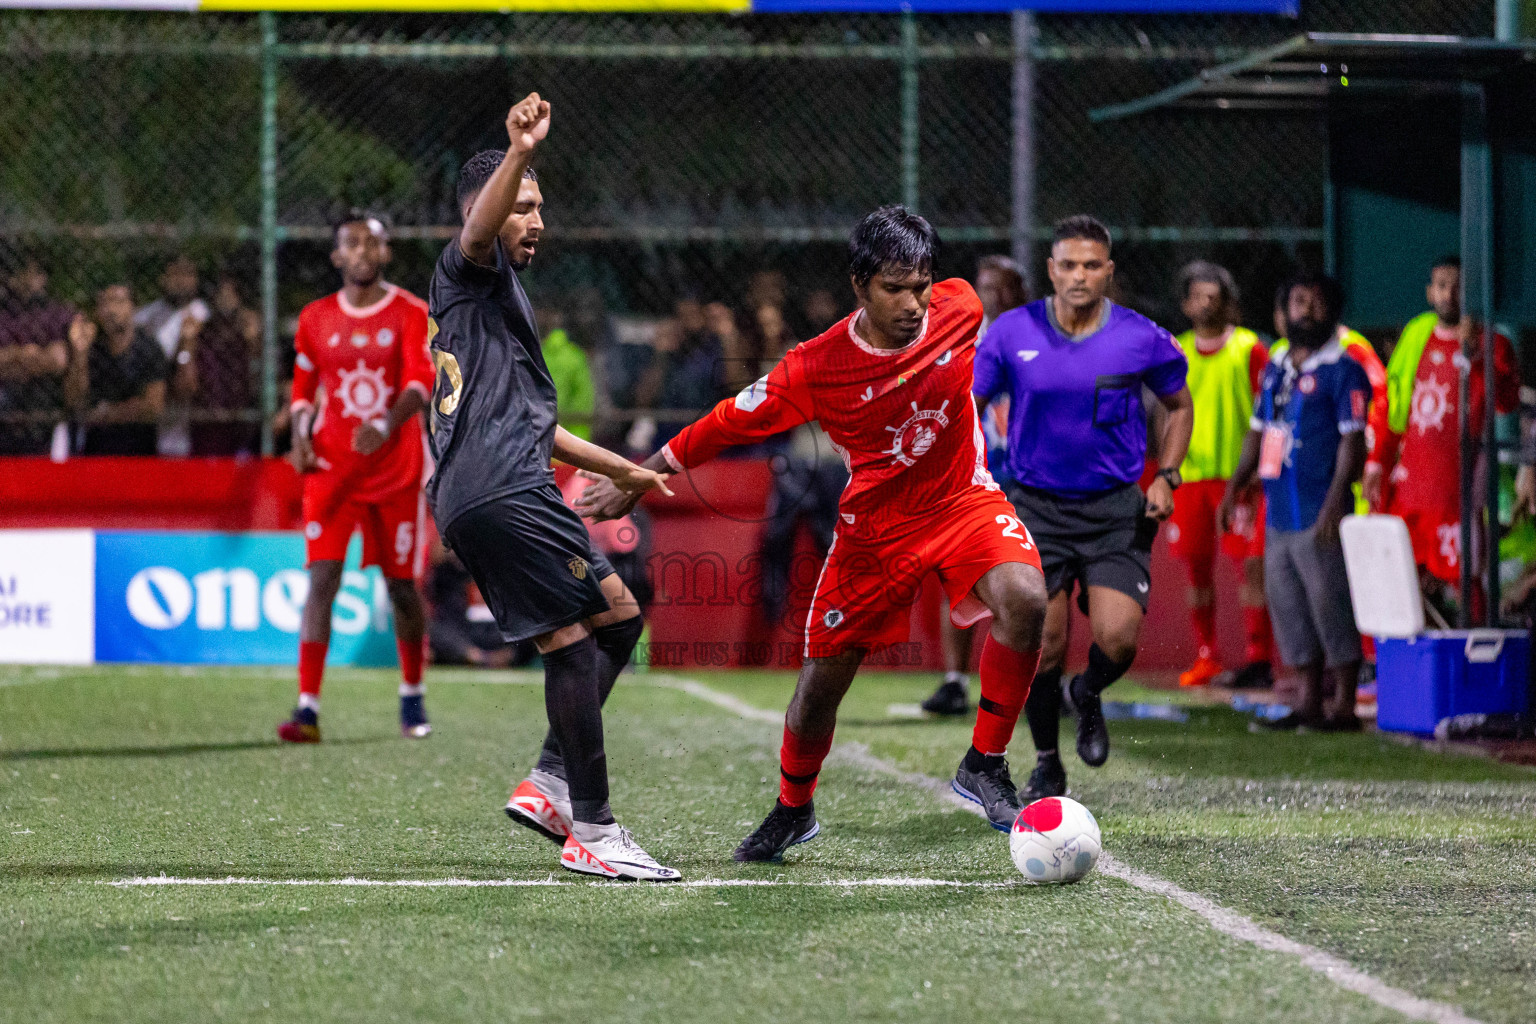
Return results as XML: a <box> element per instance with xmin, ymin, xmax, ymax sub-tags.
<box><xmin>298</xmin><ymin>693</ymin><xmax>320</xmax><ymax>713</ymax></box>
<box><xmin>944</xmin><ymin>672</ymin><xmax>969</xmax><ymax>688</ymax></box>
<box><xmin>571</xmin><ymin>820</ymin><xmax>619</xmax><ymax>844</ymax></box>
<box><xmin>399</xmin><ymin>683</ymin><xmax>424</xmax><ymax>698</ymax></box>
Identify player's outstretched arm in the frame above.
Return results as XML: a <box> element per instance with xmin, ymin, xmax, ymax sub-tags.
<box><xmin>555</xmin><ymin>425</ymin><xmax>673</xmax><ymax>499</ymax></box>
<box><xmin>461</xmin><ymin>93</ymin><xmax>550</xmax><ymax>266</ymax></box>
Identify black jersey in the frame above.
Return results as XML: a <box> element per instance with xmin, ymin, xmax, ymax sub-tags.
<box><xmin>426</xmin><ymin>237</ymin><xmax>559</xmax><ymax>530</ymax></box>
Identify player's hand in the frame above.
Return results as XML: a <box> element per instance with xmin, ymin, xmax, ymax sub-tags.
<box><xmin>288</xmin><ymin>437</ymin><xmax>319</xmax><ymax>475</ymax></box>
<box><xmin>1315</xmin><ymin>500</ymin><xmax>1346</xmax><ymax>547</ymax></box>
<box><xmin>67</xmin><ymin>314</ymin><xmax>96</xmax><ymax>356</ymax></box>
<box><xmin>1515</xmin><ymin>465</ymin><xmax>1536</xmax><ymax>522</ymax></box>
<box><xmin>1144</xmin><ymin>477</ymin><xmax>1174</xmax><ymax>521</ymax></box>
<box><xmin>352</xmin><ymin>421</ymin><xmax>387</xmax><ymax>456</ymax></box>
<box><xmin>611</xmin><ymin>463</ymin><xmax>674</xmax><ymax>499</ymax></box>
<box><xmin>1361</xmin><ymin>463</ymin><xmax>1384</xmax><ymax>511</ymax></box>
<box><xmin>1216</xmin><ymin>492</ymin><xmax>1238</xmax><ymax>534</ymax></box>
<box><xmin>506</xmin><ymin>93</ymin><xmax>551</xmax><ymax>156</ymax></box>
<box><xmin>573</xmin><ymin>476</ymin><xmax>638</xmax><ymax>522</ymax></box>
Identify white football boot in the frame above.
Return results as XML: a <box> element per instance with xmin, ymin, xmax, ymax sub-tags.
<box><xmin>504</xmin><ymin>769</ymin><xmax>573</xmax><ymax>845</ymax></box>
<box><xmin>560</xmin><ymin>824</ymin><xmax>682</xmax><ymax>882</ymax></box>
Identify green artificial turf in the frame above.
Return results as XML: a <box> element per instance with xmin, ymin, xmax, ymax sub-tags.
<box><xmin>2</xmin><ymin>664</ymin><xmax>1532</xmax><ymax>1023</ymax></box>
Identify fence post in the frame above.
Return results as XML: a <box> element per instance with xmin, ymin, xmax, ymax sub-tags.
<box><xmin>1011</xmin><ymin>10</ymin><xmax>1036</xmax><ymax>291</ymax></box>
<box><xmin>900</xmin><ymin>11</ymin><xmax>919</xmax><ymax>210</ymax></box>
<box><xmin>259</xmin><ymin>11</ymin><xmax>279</xmax><ymax>457</ymax></box>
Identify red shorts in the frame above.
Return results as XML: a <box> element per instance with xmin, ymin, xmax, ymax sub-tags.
<box><xmin>1166</xmin><ymin>478</ymin><xmax>1263</xmax><ymax>575</ymax></box>
<box><xmin>301</xmin><ymin>475</ymin><xmax>426</xmax><ymax>580</ymax></box>
<box><xmin>1396</xmin><ymin>504</ymin><xmax>1462</xmax><ymax>585</ymax></box>
<box><xmin>803</xmin><ymin>486</ymin><xmax>1043</xmax><ymax>659</ymax></box>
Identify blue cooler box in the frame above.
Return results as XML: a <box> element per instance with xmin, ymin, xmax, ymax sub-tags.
<box><xmin>1375</xmin><ymin>630</ymin><xmax>1530</xmax><ymax>735</ymax></box>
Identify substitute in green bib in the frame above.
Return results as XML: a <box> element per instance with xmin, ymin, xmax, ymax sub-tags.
<box><xmin>1165</xmin><ymin>262</ymin><xmax>1273</xmax><ymax>689</ymax></box>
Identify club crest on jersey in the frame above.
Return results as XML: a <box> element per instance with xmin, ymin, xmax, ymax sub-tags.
<box><xmin>822</xmin><ymin>608</ymin><xmax>844</xmax><ymax>629</ymax></box>
<box><xmin>567</xmin><ymin>557</ymin><xmax>589</xmax><ymax>580</ymax></box>
<box><xmin>334</xmin><ymin>360</ymin><xmax>394</xmax><ymax>421</ymax></box>
<box><xmin>884</xmin><ymin>400</ymin><xmax>950</xmax><ymax>467</ymax></box>
<box><xmin>1298</xmin><ymin>373</ymin><xmax>1317</xmax><ymax>395</ymax></box>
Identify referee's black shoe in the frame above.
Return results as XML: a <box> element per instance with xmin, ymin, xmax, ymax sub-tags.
<box><xmin>1022</xmin><ymin>751</ymin><xmax>1067</xmax><ymax>801</ymax></box>
<box><xmin>920</xmin><ymin>677</ymin><xmax>970</xmax><ymax>717</ymax></box>
<box><xmin>1063</xmin><ymin>673</ymin><xmax>1110</xmax><ymax>767</ymax></box>
<box><xmin>733</xmin><ymin>800</ymin><xmax>821</xmax><ymax>863</ymax></box>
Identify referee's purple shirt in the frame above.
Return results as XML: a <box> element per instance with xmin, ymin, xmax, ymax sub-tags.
<box><xmin>974</xmin><ymin>298</ymin><xmax>1188</xmax><ymax>500</ymax></box>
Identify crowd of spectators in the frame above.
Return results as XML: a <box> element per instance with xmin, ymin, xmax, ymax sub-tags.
<box><xmin>0</xmin><ymin>256</ymin><xmax>264</xmax><ymax>459</ymax></box>
<box><xmin>0</xmin><ymin>256</ymin><xmax>850</xmax><ymax>465</ymax></box>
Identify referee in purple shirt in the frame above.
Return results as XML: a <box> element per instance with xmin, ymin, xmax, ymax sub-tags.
<box><xmin>974</xmin><ymin>216</ymin><xmax>1194</xmax><ymax>800</ymax></box>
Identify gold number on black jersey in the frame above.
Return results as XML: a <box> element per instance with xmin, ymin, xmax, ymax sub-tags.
<box><xmin>431</xmin><ymin>348</ymin><xmax>463</xmax><ymax>419</ymax></box>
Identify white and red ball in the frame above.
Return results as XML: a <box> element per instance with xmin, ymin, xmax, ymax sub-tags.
<box><xmin>1009</xmin><ymin>796</ymin><xmax>1101</xmax><ymax>884</ymax></box>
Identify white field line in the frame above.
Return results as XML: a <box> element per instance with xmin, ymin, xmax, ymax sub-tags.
<box><xmin>672</xmin><ymin>678</ymin><xmax>1489</xmax><ymax>1024</ymax></box>
<box><xmin>105</xmin><ymin>876</ymin><xmax>1020</xmax><ymax>890</ymax></box>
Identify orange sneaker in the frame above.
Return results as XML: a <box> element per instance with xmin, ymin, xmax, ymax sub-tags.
<box><xmin>1178</xmin><ymin>655</ymin><xmax>1223</xmax><ymax>688</ymax></box>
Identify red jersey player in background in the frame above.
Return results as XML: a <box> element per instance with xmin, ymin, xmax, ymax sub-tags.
<box><xmin>277</xmin><ymin>211</ymin><xmax>435</xmax><ymax>743</ymax></box>
<box><xmin>1370</xmin><ymin>256</ymin><xmax>1519</xmax><ymax>607</ymax></box>
<box><xmin>580</xmin><ymin>207</ymin><xmax>1048</xmax><ymax>857</ymax></box>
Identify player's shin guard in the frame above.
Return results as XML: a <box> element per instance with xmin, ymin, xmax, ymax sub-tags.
<box><xmin>1191</xmin><ymin>603</ymin><xmax>1218</xmax><ymax>662</ymax></box>
<box><xmin>536</xmin><ymin>615</ymin><xmax>644</xmax><ymax>776</ymax></box>
<box><xmin>397</xmin><ymin>635</ymin><xmax>424</xmax><ymax>686</ymax></box>
<box><xmin>971</xmin><ymin>634</ymin><xmax>1041</xmax><ymax>756</ymax></box>
<box><xmin>1242</xmin><ymin>605</ymin><xmax>1273</xmax><ymax>664</ymax></box>
<box><xmin>542</xmin><ymin>635</ymin><xmax>612</xmax><ymax>825</ymax></box>
<box><xmin>1024</xmin><ymin>666</ymin><xmax>1063</xmax><ymax>753</ymax></box>
<box><xmin>778</xmin><ymin>725</ymin><xmax>834</xmax><ymax>808</ymax></box>
<box><xmin>298</xmin><ymin>640</ymin><xmax>327</xmax><ymax>708</ymax></box>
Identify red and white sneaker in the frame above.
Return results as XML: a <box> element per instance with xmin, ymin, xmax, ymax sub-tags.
<box><xmin>503</xmin><ymin>769</ymin><xmax>572</xmax><ymax>845</ymax></box>
<box><xmin>560</xmin><ymin>824</ymin><xmax>681</xmax><ymax>882</ymax></box>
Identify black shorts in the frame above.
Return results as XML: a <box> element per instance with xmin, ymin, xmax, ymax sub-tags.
<box><xmin>1006</xmin><ymin>482</ymin><xmax>1157</xmax><ymax>612</ymax></box>
<box><xmin>442</xmin><ymin>485</ymin><xmax>615</xmax><ymax>643</ymax></box>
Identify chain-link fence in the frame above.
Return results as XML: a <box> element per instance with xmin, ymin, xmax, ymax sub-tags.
<box><xmin>0</xmin><ymin>1</ymin><xmax>1500</xmax><ymax>457</ymax></box>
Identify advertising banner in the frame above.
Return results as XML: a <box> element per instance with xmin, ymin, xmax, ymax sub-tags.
<box><xmin>0</xmin><ymin>530</ymin><xmax>95</xmax><ymax>665</ymax></box>
<box><xmin>94</xmin><ymin>531</ymin><xmax>399</xmax><ymax>666</ymax></box>
<box><xmin>0</xmin><ymin>0</ymin><xmax>1299</xmax><ymax>12</ymax></box>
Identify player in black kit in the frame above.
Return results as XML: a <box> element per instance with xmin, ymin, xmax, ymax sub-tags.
<box><xmin>427</xmin><ymin>93</ymin><xmax>679</xmax><ymax>881</ymax></box>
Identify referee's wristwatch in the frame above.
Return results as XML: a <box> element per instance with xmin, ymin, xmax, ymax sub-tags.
<box><xmin>1155</xmin><ymin>467</ymin><xmax>1182</xmax><ymax>490</ymax></box>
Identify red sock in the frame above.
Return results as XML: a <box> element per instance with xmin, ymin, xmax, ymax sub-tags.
<box><xmin>1242</xmin><ymin>605</ymin><xmax>1272</xmax><ymax>664</ymax></box>
<box><xmin>1192</xmin><ymin>603</ymin><xmax>1218</xmax><ymax>662</ymax></box>
<box><xmin>971</xmin><ymin>634</ymin><xmax>1042</xmax><ymax>756</ymax></box>
<box><xmin>397</xmin><ymin>635</ymin><xmax>424</xmax><ymax>686</ymax></box>
<box><xmin>778</xmin><ymin>725</ymin><xmax>834</xmax><ymax>807</ymax></box>
<box><xmin>299</xmin><ymin>640</ymin><xmax>327</xmax><ymax>700</ymax></box>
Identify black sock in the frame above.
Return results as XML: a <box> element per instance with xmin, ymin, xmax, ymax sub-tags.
<box><xmin>540</xmin><ymin>635</ymin><xmax>613</xmax><ymax>825</ymax></box>
<box><xmin>962</xmin><ymin>745</ymin><xmax>1003</xmax><ymax>772</ymax></box>
<box><xmin>1025</xmin><ymin>667</ymin><xmax>1063</xmax><ymax>753</ymax></box>
<box><xmin>1082</xmin><ymin>643</ymin><xmax>1134</xmax><ymax>697</ymax></box>
<box><xmin>535</xmin><ymin>616</ymin><xmax>644</xmax><ymax>776</ymax></box>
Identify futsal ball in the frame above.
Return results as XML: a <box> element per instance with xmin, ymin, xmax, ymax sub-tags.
<box><xmin>1010</xmin><ymin>796</ymin><xmax>1101</xmax><ymax>884</ymax></box>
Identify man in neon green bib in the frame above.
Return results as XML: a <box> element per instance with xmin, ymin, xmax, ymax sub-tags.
<box><xmin>1165</xmin><ymin>262</ymin><xmax>1273</xmax><ymax>689</ymax></box>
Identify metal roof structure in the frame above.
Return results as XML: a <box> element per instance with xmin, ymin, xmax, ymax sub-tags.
<box><xmin>1090</xmin><ymin>32</ymin><xmax>1536</xmax><ymax>121</ymax></box>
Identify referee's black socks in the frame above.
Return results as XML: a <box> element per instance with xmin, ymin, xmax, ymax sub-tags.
<box><xmin>1082</xmin><ymin>643</ymin><xmax>1134</xmax><ymax>696</ymax></box>
<box><xmin>540</xmin><ymin>635</ymin><xmax>614</xmax><ymax>825</ymax></box>
<box><xmin>1024</xmin><ymin>666</ymin><xmax>1064</xmax><ymax>754</ymax></box>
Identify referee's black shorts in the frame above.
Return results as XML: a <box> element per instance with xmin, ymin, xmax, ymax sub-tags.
<box><xmin>1006</xmin><ymin>481</ymin><xmax>1158</xmax><ymax>612</ymax></box>
<box><xmin>442</xmin><ymin>484</ymin><xmax>615</xmax><ymax>644</ymax></box>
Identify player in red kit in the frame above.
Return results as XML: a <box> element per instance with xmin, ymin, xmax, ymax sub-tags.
<box><xmin>277</xmin><ymin>211</ymin><xmax>436</xmax><ymax>743</ymax></box>
<box><xmin>580</xmin><ymin>207</ymin><xmax>1047</xmax><ymax>856</ymax></box>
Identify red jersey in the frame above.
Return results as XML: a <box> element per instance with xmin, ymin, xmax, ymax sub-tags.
<box><xmin>291</xmin><ymin>285</ymin><xmax>434</xmax><ymax>502</ymax></box>
<box><xmin>1387</xmin><ymin>325</ymin><xmax>1519</xmax><ymax>514</ymax></box>
<box><xmin>662</xmin><ymin>279</ymin><xmax>994</xmax><ymax>536</ymax></box>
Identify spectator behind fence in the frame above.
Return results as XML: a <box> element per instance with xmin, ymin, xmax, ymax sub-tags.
<box><xmin>800</xmin><ymin>288</ymin><xmax>842</xmax><ymax>339</ymax></box>
<box><xmin>64</xmin><ymin>284</ymin><xmax>170</xmax><ymax>456</ymax></box>
<box><xmin>647</xmin><ymin>297</ymin><xmax>727</xmax><ymax>448</ymax></box>
<box><xmin>136</xmin><ymin>256</ymin><xmax>209</xmax><ymax>456</ymax></box>
<box><xmin>0</xmin><ymin>259</ymin><xmax>72</xmax><ymax>455</ymax></box>
<box><xmin>539</xmin><ymin>305</ymin><xmax>596</xmax><ymax>441</ymax></box>
<box><xmin>1221</xmin><ymin>272</ymin><xmax>1368</xmax><ymax>732</ymax></box>
<box><xmin>177</xmin><ymin>274</ymin><xmax>261</xmax><ymax>456</ymax></box>
<box><xmin>426</xmin><ymin>539</ymin><xmax>526</xmax><ymax>668</ymax></box>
